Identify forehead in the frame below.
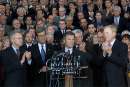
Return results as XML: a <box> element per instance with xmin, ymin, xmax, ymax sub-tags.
<box><xmin>75</xmin><ymin>32</ymin><xmax>82</xmax><ymax>36</ymax></box>
<box><xmin>78</xmin><ymin>12</ymin><xmax>83</xmax><ymax>15</ymax></box>
<box><xmin>0</xmin><ymin>4</ymin><xmax>5</xmax><ymax>8</ymax></box>
<box><xmin>27</xmin><ymin>17</ymin><xmax>32</xmax><ymax>19</ymax></box>
<box><xmin>66</xmin><ymin>35</ymin><xmax>74</xmax><ymax>38</ymax></box>
<box><xmin>13</xmin><ymin>20</ymin><xmax>20</xmax><ymax>23</ymax></box>
<box><xmin>96</xmin><ymin>12</ymin><xmax>101</xmax><ymax>15</ymax></box>
<box><xmin>13</xmin><ymin>33</ymin><xmax>22</xmax><ymax>38</ymax></box>
<box><xmin>60</xmin><ymin>21</ymin><xmax>65</xmax><ymax>23</ymax></box>
<box><xmin>81</xmin><ymin>19</ymin><xmax>86</xmax><ymax>22</ymax></box>
<box><xmin>104</xmin><ymin>28</ymin><xmax>112</xmax><ymax>32</ymax></box>
<box><xmin>26</xmin><ymin>33</ymin><xmax>31</xmax><ymax>36</ymax></box>
<box><xmin>105</xmin><ymin>0</ymin><xmax>111</xmax><ymax>3</ymax></box>
<box><xmin>88</xmin><ymin>24</ymin><xmax>94</xmax><ymax>27</ymax></box>
<box><xmin>37</xmin><ymin>31</ymin><xmax>45</xmax><ymax>35</ymax></box>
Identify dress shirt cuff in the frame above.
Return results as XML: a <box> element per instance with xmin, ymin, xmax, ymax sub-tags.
<box><xmin>103</xmin><ymin>51</ymin><xmax>106</xmax><ymax>57</ymax></box>
<box><xmin>27</xmin><ymin>59</ymin><xmax>32</xmax><ymax>65</ymax></box>
<box><xmin>107</xmin><ymin>53</ymin><xmax>112</xmax><ymax>57</ymax></box>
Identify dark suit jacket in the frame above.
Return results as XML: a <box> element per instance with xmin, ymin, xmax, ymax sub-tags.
<box><xmin>106</xmin><ymin>16</ymin><xmax>126</xmax><ymax>34</ymax></box>
<box><xmin>99</xmin><ymin>40</ymin><xmax>128</xmax><ymax>87</ymax></box>
<box><xmin>20</xmin><ymin>44</ymin><xmax>34</xmax><ymax>52</ymax></box>
<box><xmin>20</xmin><ymin>44</ymin><xmax>34</xmax><ymax>86</ymax></box>
<box><xmin>31</xmin><ymin>44</ymin><xmax>54</xmax><ymax>72</ymax></box>
<box><xmin>91</xmin><ymin>44</ymin><xmax>104</xmax><ymax>87</ymax></box>
<box><xmin>54</xmin><ymin>28</ymin><xmax>66</xmax><ymax>43</ymax></box>
<box><xmin>94</xmin><ymin>19</ymin><xmax>106</xmax><ymax>29</ymax></box>
<box><xmin>56</xmin><ymin>47</ymin><xmax>93</xmax><ymax>87</ymax></box>
<box><xmin>30</xmin><ymin>44</ymin><xmax>54</xmax><ymax>87</ymax></box>
<box><xmin>0</xmin><ymin>47</ymin><xmax>27</xmax><ymax>87</ymax></box>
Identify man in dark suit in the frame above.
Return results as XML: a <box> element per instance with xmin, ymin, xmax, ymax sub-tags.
<box><xmin>0</xmin><ymin>31</ymin><xmax>31</xmax><ymax>87</ymax></box>
<box><xmin>30</xmin><ymin>28</ymin><xmax>54</xmax><ymax>87</ymax></box>
<box><xmin>54</xmin><ymin>19</ymin><xmax>67</xmax><ymax>43</ymax></box>
<box><xmin>20</xmin><ymin>30</ymin><xmax>34</xmax><ymax>86</ymax></box>
<box><xmin>94</xmin><ymin>11</ymin><xmax>106</xmax><ymax>29</ymax></box>
<box><xmin>106</xmin><ymin>6</ymin><xmax>126</xmax><ymax>34</ymax></box>
<box><xmin>100</xmin><ymin>25</ymin><xmax>128</xmax><ymax>87</ymax></box>
<box><xmin>121</xmin><ymin>0</ymin><xmax>130</xmax><ymax>15</ymax></box>
<box><xmin>21</xmin><ymin>30</ymin><xmax>34</xmax><ymax>51</ymax></box>
<box><xmin>55</xmin><ymin>31</ymin><xmax>92</xmax><ymax>87</ymax></box>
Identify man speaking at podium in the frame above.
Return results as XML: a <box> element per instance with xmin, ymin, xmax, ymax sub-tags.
<box><xmin>57</xmin><ymin>31</ymin><xmax>92</xmax><ymax>87</ymax></box>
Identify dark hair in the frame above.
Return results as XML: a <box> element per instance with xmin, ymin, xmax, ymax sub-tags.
<box><xmin>122</xmin><ymin>34</ymin><xmax>130</xmax><ymax>40</ymax></box>
<box><xmin>64</xmin><ymin>31</ymin><xmax>75</xmax><ymax>38</ymax></box>
<box><xmin>23</xmin><ymin>30</ymin><xmax>30</xmax><ymax>39</ymax></box>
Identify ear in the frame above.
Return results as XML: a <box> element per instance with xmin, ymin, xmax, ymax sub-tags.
<box><xmin>63</xmin><ymin>39</ymin><xmax>65</xmax><ymax>44</ymax></box>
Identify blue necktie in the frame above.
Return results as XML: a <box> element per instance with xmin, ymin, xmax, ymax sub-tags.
<box><xmin>41</xmin><ymin>45</ymin><xmax>46</xmax><ymax>64</ymax></box>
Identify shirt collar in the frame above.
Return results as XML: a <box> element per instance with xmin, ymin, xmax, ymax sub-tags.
<box><xmin>65</xmin><ymin>47</ymin><xmax>73</xmax><ymax>54</ymax></box>
<box><xmin>12</xmin><ymin>45</ymin><xmax>19</xmax><ymax>54</ymax></box>
<box><xmin>38</xmin><ymin>43</ymin><xmax>46</xmax><ymax>47</ymax></box>
<box><xmin>115</xmin><ymin>16</ymin><xmax>120</xmax><ymax>18</ymax></box>
<box><xmin>38</xmin><ymin>43</ymin><xmax>46</xmax><ymax>53</ymax></box>
<box><xmin>110</xmin><ymin>38</ymin><xmax>116</xmax><ymax>47</ymax></box>
<box><xmin>60</xmin><ymin>15</ymin><xmax>66</xmax><ymax>19</ymax></box>
<box><xmin>26</xmin><ymin>43</ymin><xmax>32</xmax><ymax>47</ymax></box>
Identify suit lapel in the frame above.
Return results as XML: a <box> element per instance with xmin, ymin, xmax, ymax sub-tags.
<box><xmin>112</xmin><ymin>39</ymin><xmax>118</xmax><ymax>53</ymax></box>
<box><xmin>35</xmin><ymin>44</ymin><xmax>43</xmax><ymax>63</ymax></box>
<box><xmin>9</xmin><ymin>47</ymin><xmax>20</xmax><ymax>61</ymax></box>
<box><xmin>36</xmin><ymin>44</ymin><xmax>47</xmax><ymax>64</ymax></box>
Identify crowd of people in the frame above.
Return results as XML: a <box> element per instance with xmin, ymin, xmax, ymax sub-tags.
<box><xmin>0</xmin><ymin>0</ymin><xmax>130</xmax><ymax>87</ymax></box>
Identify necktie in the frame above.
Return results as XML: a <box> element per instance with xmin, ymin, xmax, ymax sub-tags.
<box><xmin>115</xmin><ymin>17</ymin><xmax>119</xmax><ymax>26</ymax></box>
<box><xmin>16</xmin><ymin>49</ymin><xmax>20</xmax><ymax>58</ymax></box>
<box><xmin>62</xmin><ymin>30</ymin><xmax>65</xmax><ymax>34</ymax></box>
<box><xmin>41</xmin><ymin>45</ymin><xmax>46</xmax><ymax>64</ymax></box>
<box><xmin>27</xmin><ymin>46</ymin><xmax>31</xmax><ymax>51</ymax></box>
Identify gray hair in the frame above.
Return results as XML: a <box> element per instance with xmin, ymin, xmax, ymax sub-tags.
<box><xmin>9</xmin><ymin>30</ymin><xmax>22</xmax><ymax>39</ymax></box>
<box><xmin>59</xmin><ymin>7</ymin><xmax>66</xmax><ymax>12</ymax></box>
<box><xmin>113</xmin><ymin>5</ymin><xmax>121</xmax><ymax>12</ymax></box>
<box><xmin>72</xmin><ymin>29</ymin><xmax>83</xmax><ymax>36</ymax></box>
<box><xmin>104</xmin><ymin>25</ymin><xmax>117</xmax><ymax>33</ymax></box>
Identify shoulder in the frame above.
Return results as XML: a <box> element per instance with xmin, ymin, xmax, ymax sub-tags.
<box><xmin>32</xmin><ymin>44</ymin><xmax>38</xmax><ymax>48</ymax></box>
<box><xmin>0</xmin><ymin>47</ymin><xmax>12</xmax><ymax>56</ymax></box>
<box><xmin>115</xmin><ymin>40</ymin><xmax>128</xmax><ymax>49</ymax></box>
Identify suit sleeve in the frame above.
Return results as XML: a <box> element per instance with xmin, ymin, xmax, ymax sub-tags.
<box><xmin>106</xmin><ymin>44</ymin><xmax>128</xmax><ymax>68</ymax></box>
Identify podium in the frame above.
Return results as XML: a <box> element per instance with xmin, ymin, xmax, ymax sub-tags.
<box><xmin>65</xmin><ymin>75</ymin><xmax>73</xmax><ymax>87</ymax></box>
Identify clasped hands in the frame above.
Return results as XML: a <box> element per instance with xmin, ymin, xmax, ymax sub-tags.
<box><xmin>21</xmin><ymin>51</ymin><xmax>31</xmax><ymax>64</ymax></box>
<box><xmin>102</xmin><ymin>41</ymin><xmax>112</xmax><ymax>57</ymax></box>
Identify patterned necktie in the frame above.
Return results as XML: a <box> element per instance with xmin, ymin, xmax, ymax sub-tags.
<box><xmin>16</xmin><ymin>49</ymin><xmax>20</xmax><ymax>58</ymax></box>
<box><xmin>41</xmin><ymin>45</ymin><xmax>46</xmax><ymax>64</ymax></box>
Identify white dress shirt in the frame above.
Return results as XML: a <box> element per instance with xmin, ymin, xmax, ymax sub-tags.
<box><xmin>38</xmin><ymin>43</ymin><xmax>46</xmax><ymax>53</ymax></box>
<box><xmin>12</xmin><ymin>45</ymin><xmax>19</xmax><ymax>55</ymax></box>
<box><xmin>26</xmin><ymin>43</ymin><xmax>32</xmax><ymax>48</ymax></box>
<box><xmin>65</xmin><ymin>47</ymin><xmax>73</xmax><ymax>54</ymax></box>
<box><xmin>114</xmin><ymin>16</ymin><xmax>120</xmax><ymax>25</ymax></box>
<box><xmin>103</xmin><ymin>39</ymin><xmax>116</xmax><ymax>57</ymax></box>
<box><xmin>110</xmin><ymin>38</ymin><xmax>116</xmax><ymax>47</ymax></box>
